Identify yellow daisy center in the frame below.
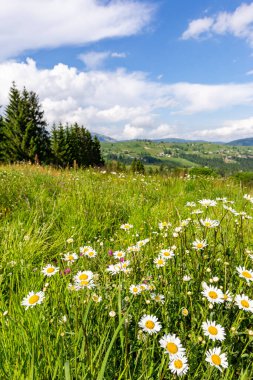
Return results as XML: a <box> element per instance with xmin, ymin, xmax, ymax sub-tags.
<box><xmin>166</xmin><ymin>342</ymin><xmax>178</xmax><ymax>354</ymax></box>
<box><xmin>157</xmin><ymin>259</ymin><xmax>164</xmax><ymax>265</ymax></box>
<box><xmin>208</xmin><ymin>291</ymin><xmax>218</xmax><ymax>299</ymax></box>
<box><xmin>88</xmin><ymin>252</ymin><xmax>95</xmax><ymax>256</ymax></box>
<box><xmin>174</xmin><ymin>359</ymin><xmax>183</xmax><ymax>369</ymax></box>
<box><xmin>211</xmin><ymin>354</ymin><xmax>221</xmax><ymax>366</ymax></box>
<box><xmin>241</xmin><ymin>299</ymin><xmax>249</xmax><ymax>308</ymax></box>
<box><xmin>28</xmin><ymin>295</ymin><xmax>40</xmax><ymax>304</ymax></box>
<box><xmin>79</xmin><ymin>274</ymin><xmax>88</xmax><ymax>280</ymax></box>
<box><xmin>163</xmin><ymin>252</ymin><xmax>170</xmax><ymax>256</ymax></box>
<box><xmin>68</xmin><ymin>255</ymin><xmax>74</xmax><ymax>261</ymax></box>
<box><xmin>46</xmin><ymin>267</ymin><xmax>55</xmax><ymax>273</ymax></box>
<box><xmin>80</xmin><ymin>280</ymin><xmax>89</xmax><ymax>286</ymax></box>
<box><xmin>145</xmin><ymin>320</ymin><xmax>155</xmax><ymax>329</ymax></box>
<box><xmin>117</xmin><ymin>253</ymin><xmax>123</xmax><ymax>257</ymax></box>
<box><xmin>197</xmin><ymin>243</ymin><xmax>203</xmax><ymax>249</ymax></box>
<box><xmin>242</xmin><ymin>271</ymin><xmax>252</xmax><ymax>279</ymax></box>
<box><xmin>208</xmin><ymin>326</ymin><xmax>218</xmax><ymax>335</ymax></box>
<box><xmin>133</xmin><ymin>287</ymin><xmax>139</xmax><ymax>293</ymax></box>
<box><xmin>205</xmin><ymin>222</ymin><xmax>211</xmax><ymax>227</ymax></box>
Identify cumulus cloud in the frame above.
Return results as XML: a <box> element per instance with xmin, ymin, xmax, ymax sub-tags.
<box><xmin>0</xmin><ymin>0</ymin><xmax>154</xmax><ymax>60</ymax></box>
<box><xmin>1</xmin><ymin>58</ymin><xmax>253</xmax><ymax>140</ymax></box>
<box><xmin>78</xmin><ymin>51</ymin><xmax>127</xmax><ymax>69</ymax></box>
<box><xmin>182</xmin><ymin>2</ymin><xmax>253</xmax><ymax>45</ymax></box>
<box><xmin>191</xmin><ymin>117</ymin><xmax>253</xmax><ymax>141</ymax></box>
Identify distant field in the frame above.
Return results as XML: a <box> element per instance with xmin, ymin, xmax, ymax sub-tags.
<box><xmin>101</xmin><ymin>140</ymin><xmax>253</xmax><ymax>173</ymax></box>
<box><xmin>1</xmin><ymin>165</ymin><xmax>253</xmax><ymax>379</ymax></box>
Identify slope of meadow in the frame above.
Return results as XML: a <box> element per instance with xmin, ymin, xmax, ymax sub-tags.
<box><xmin>0</xmin><ymin>165</ymin><xmax>253</xmax><ymax>379</ymax></box>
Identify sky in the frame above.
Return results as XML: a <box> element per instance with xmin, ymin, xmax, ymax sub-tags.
<box><xmin>1</xmin><ymin>1</ymin><xmax>253</xmax><ymax>141</ymax></box>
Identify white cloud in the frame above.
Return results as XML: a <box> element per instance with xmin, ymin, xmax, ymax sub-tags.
<box><xmin>191</xmin><ymin>117</ymin><xmax>253</xmax><ymax>141</ymax></box>
<box><xmin>182</xmin><ymin>2</ymin><xmax>253</xmax><ymax>45</ymax></box>
<box><xmin>181</xmin><ymin>17</ymin><xmax>213</xmax><ymax>40</ymax></box>
<box><xmin>78</xmin><ymin>50</ymin><xmax>127</xmax><ymax>69</ymax></box>
<box><xmin>0</xmin><ymin>0</ymin><xmax>154</xmax><ymax>60</ymax></box>
<box><xmin>1</xmin><ymin>58</ymin><xmax>253</xmax><ymax>140</ymax></box>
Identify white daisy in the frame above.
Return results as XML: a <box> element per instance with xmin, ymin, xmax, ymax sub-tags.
<box><xmin>159</xmin><ymin>334</ymin><xmax>185</xmax><ymax>357</ymax></box>
<box><xmin>129</xmin><ymin>284</ymin><xmax>141</xmax><ymax>295</ymax></box>
<box><xmin>236</xmin><ymin>266</ymin><xmax>253</xmax><ymax>283</ymax></box>
<box><xmin>158</xmin><ymin>221</ymin><xmax>171</xmax><ymax>230</ymax></box>
<box><xmin>202</xmin><ymin>283</ymin><xmax>224</xmax><ymax>304</ymax></box>
<box><xmin>74</xmin><ymin>271</ymin><xmax>93</xmax><ymax>283</ymax></box>
<box><xmin>120</xmin><ymin>223</ymin><xmax>133</xmax><ymax>231</ymax></box>
<box><xmin>151</xmin><ymin>293</ymin><xmax>165</xmax><ymax>304</ymax></box>
<box><xmin>154</xmin><ymin>256</ymin><xmax>166</xmax><ymax>268</ymax></box>
<box><xmin>75</xmin><ymin>279</ymin><xmax>95</xmax><ymax>289</ymax></box>
<box><xmin>106</xmin><ymin>264</ymin><xmax>121</xmax><ymax>275</ymax></box>
<box><xmin>192</xmin><ymin>239</ymin><xmax>208</xmax><ymax>250</ymax></box>
<box><xmin>63</xmin><ymin>252</ymin><xmax>78</xmax><ymax>263</ymax></box>
<box><xmin>235</xmin><ymin>294</ymin><xmax>253</xmax><ymax>312</ymax></box>
<box><xmin>160</xmin><ymin>249</ymin><xmax>175</xmax><ymax>260</ymax></box>
<box><xmin>200</xmin><ymin>218</ymin><xmax>220</xmax><ymax>228</ymax></box>
<box><xmin>21</xmin><ymin>291</ymin><xmax>45</xmax><ymax>310</ymax></box>
<box><xmin>198</xmin><ymin>199</ymin><xmax>217</xmax><ymax>207</ymax></box>
<box><xmin>169</xmin><ymin>356</ymin><xmax>189</xmax><ymax>377</ymax></box>
<box><xmin>41</xmin><ymin>264</ymin><xmax>59</xmax><ymax>277</ymax></box>
<box><xmin>138</xmin><ymin>314</ymin><xmax>162</xmax><ymax>335</ymax></box>
<box><xmin>202</xmin><ymin>320</ymin><xmax>226</xmax><ymax>341</ymax></box>
<box><xmin>206</xmin><ymin>347</ymin><xmax>228</xmax><ymax>372</ymax></box>
<box><xmin>113</xmin><ymin>250</ymin><xmax>126</xmax><ymax>259</ymax></box>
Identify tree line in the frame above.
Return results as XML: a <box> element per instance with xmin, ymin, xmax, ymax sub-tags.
<box><xmin>0</xmin><ymin>83</ymin><xmax>104</xmax><ymax>167</ymax></box>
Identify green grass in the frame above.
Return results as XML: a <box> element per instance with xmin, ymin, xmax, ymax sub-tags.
<box><xmin>1</xmin><ymin>164</ymin><xmax>253</xmax><ymax>379</ymax></box>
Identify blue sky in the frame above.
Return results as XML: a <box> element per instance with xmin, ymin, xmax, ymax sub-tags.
<box><xmin>1</xmin><ymin>0</ymin><xmax>253</xmax><ymax>141</ymax></box>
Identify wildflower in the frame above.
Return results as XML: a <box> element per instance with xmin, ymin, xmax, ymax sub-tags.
<box><xmin>21</xmin><ymin>291</ymin><xmax>45</xmax><ymax>310</ymax></box>
<box><xmin>120</xmin><ymin>223</ymin><xmax>133</xmax><ymax>231</ymax></box>
<box><xmin>200</xmin><ymin>218</ymin><xmax>219</xmax><ymax>228</ymax></box>
<box><xmin>92</xmin><ymin>293</ymin><xmax>102</xmax><ymax>303</ymax></box>
<box><xmin>106</xmin><ymin>264</ymin><xmax>121</xmax><ymax>275</ymax></box>
<box><xmin>182</xmin><ymin>308</ymin><xmax>188</xmax><ymax>316</ymax></box>
<box><xmin>236</xmin><ymin>266</ymin><xmax>253</xmax><ymax>283</ymax></box>
<box><xmin>80</xmin><ymin>246</ymin><xmax>97</xmax><ymax>258</ymax></box>
<box><xmin>41</xmin><ymin>264</ymin><xmax>59</xmax><ymax>277</ymax></box>
<box><xmin>136</xmin><ymin>238</ymin><xmax>150</xmax><ymax>247</ymax></box>
<box><xmin>75</xmin><ymin>279</ymin><xmax>95</xmax><ymax>289</ymax></box>
<box><xmin>59</xmin><ymin>315</ymin><xmax>67</xmax><ymax>324</ymax></box>
<box><xmin>198</xmin><ymin>199</ymin><xmax>217</xmax><ymax>207</ymax></box>
<box><xmin>158</xmin><ymin>221</ymin><xmax>171</xmax><ymax>230</ymax></box>
<box><xmin>159</xmin><ymin>334</ymin><xmax>185</xmax><ymax>357</ymax></box>
<box><xmin>74</xmin><ymin>271</ymin><xmax>93</xmax><ymax>283</ymax></box>
<box><xmin>160</xmin><ymin>249</ymin><xmax>175</xmax><ymax>260</ymax></box>
<box><xmin>235</xmin><ymin>294</ymin><xmax>253</xmax><ymax>312</ymax></box>
<box><xmin>63</xmin><ymin>252</ymin><xmax>78</xmax><ymax>263</ymax></box>
<box><xmin>202</xmin><ymin>320</ymin><xmax>226</xmax><ymax>341</ymax></box>
<box><xmin>183</xmin><ymin>275</ymin><xmax>191</xmax><ymax>282</ymax></box>
<box><xmin>66</xmin><ymin>238</ymin><xmax>74</xmax><ymax>244</ymax></box>
<box><xmin>169</xmin><ymin>356</ymin><xmax>189</xmax><ymax>376</ymax></box>
<box><xmin>151</xmin><ymin>293</ymin><xmax>165</xmax><ymax>304</ymax></box>
<box><xmin>206</xmin><ymin>347</ymin><xmax>228</xmax><ymax>372</ymax></box>
<box><xmin>129</xmin><ymin>284</ymin><xmax>141</xmax><ymax>295</ymax></box>
<box><xmin>202</xmin><ymin>283</ymin><xmax>224</xmax><ymax>304</ymax></box>
<box><xmin>139</xmin><ymin>314</ymin><xmax>162</xmax><ymax>335</ymax></box>
<box><xmin>222</xmin><ymin>290</ymin><xmax>233</xmax><ymax>302</ymax></box>
<box><xmin>154</xmin><ymin>257</ymin><xmax>166</xmax><ymax>268</ymax></box>
<box><xmin>113</xmin><ymin>250</ymin><xmax>126</xmax><ymax>259</ymax></box>
<box><xmin>186</xmin><ymin>202</ymin><xmax>196</xmax><ymax>207</ymax></box>
<box><xmin>109</xmin><ymin>311</ymin><xmax>116</xmax><ymax>317</ymax></box>
<box><xmin>192</xmin><ymin>239</ymin><xmax>208</xmax><ymax>250</ymax></box>
<box><xmin>63</xmin><ymin>267</ymin><xmax>71</xmax><ymax>275</ymax></box>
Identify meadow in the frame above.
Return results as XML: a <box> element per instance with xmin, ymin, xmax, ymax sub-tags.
<box><xmin>1</xmin><ymin>165</ymin><xmax>253</xmax><ymax>379</ymax></box>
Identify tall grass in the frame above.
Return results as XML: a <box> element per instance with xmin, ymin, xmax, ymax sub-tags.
<box><xmin>0</xmin><ymin>164</ymin><xmax>253</xmax><ymax>379</ymax></box>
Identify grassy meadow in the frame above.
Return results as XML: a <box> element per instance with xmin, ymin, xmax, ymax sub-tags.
<box><xmin>1</xmin><ymin>165</ymin><xmax>253</xmax><ymax>379</ymax></box>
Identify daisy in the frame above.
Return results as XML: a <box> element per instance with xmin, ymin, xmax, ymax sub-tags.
<box><xmin>160</xmin><ymin>249</ymin><xmax>175</xmax><ymax>260</ymax></box>
<box><xmin>192</xmin><ymin>239</ymin><xmax>208</xmax><ymax>250</ymax></box>
<box><xmin>106</xmin><ymin>264</ymin><xmax>121</xmax><ymax>275</ymax></box>
<box><xmin>236</xmin><ymin>266</ymin><xmax>253</xmax><ymax>283</ymax></box>
<box><xmin>222</xmin><ymin>290</ymin><xmax>233</xmax><ymax>302</ymax></box>
<box><xmin>75</xmin><ymin>279</ymin><xmax>95</xmax><ymax>289</ymax></box>
<box><xmin>159</xmin><ymin>334</ymin><xmax>185</xmax><ymax>357</ymax></box>
<box><xmin>186</xmin><ymin>202</ymin><xmax>196</xmax><ymax>207</ymax></box>
<box><xmin>136</xmin><ymin>238</ymin><xmax>150</xmax><ymax>247</ymax></box>
<box><xmin>139</xmin><ymin>314</ymin><xmax>162</xmax><ymax>335</ymax></box>
<box><xmin>120</xmin><ymin>223</ymin><xmax>133</xmax><ymax>231</ymax></box>
<box><xmin>158</xmin><ymin>221</ymin><xmax>171</xmax><ymax>230</ymax></box>
<box><xmin>183</xmin><ymin>275</ymin><xmax>192</xmax><ymax>282</ymax></box>
<box><xmin>21</xmin><ymin>291</ymin><xmax>45</xmax><ymax>310</ymax></box>
<box><xmin>235</xmin><ymin>294</ymin><xmax>253</xmax><ymax>312</ymax></box>
<box><xmin>202</xmin><ymin>320</ymin><xmax>226</xmax><ymax>341</ymax></box>
<box><xmin>200</xmin><ymin>218</ymin><xmax>220</xmax><ymax>228</ymax></box>
<box><xmin>41</xmin><ymin>264</ymin><xmax>59</xmax><ymax>277</ymax></box>
<box><xmin>151</xmin><ymin>293</ymin><xmax>165</xmax><ymax>304</ymax></box>
<box><xmin>127</xmin><ymin>245</ymin><xmax>140</xmax><ymax>253</ymax></box>
<box><xmin>169</xmin><ymin>356</ymin><xmax>189</xmax><ymax>377</ymax></box>
<box><xmin>74</xmin><ymin>271</ymin><xmax>93</xmax><ymax>283</ymax></box>
<box><xmin>154</xmin><ymin>257</ymin><xmax>166</xmax><ymax>268</ymax></box>
<box><xmin>206</xmin><ymin>347</ymin><xmax>228</xmax><ymax>372</ymax></box>
<box><xmin>63</xmin><ymin>252</ymin><xmax>78</xmax><ymax>263</ymax></box>
<box><xmin>113</xmin><ymin>250</ymin><xmax>126</xmax><ymax>259</ymax></box>
<box><xmin>198</xmin><ymin>199</ymin><xmax>217</xmax><ymax>207</ymax></box>
<box><xmin>202</xmin><ymin>283</ymin><xmax>224</xmax><ymax>304</ymax></box>
<box><xmin>92</xmin><ymin>293</ymin><xmax>102</xmax><ymax>303</ymax></box>
<box><xmin>129</xmin><ymin>284</ymin><xmax>141</xmax><ymax>295</ymax></box>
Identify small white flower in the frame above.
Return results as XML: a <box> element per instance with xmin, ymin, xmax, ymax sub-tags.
<box><xmin>169</xmin><ymin>356</ymin><xmax>189</xmax><ymax>377</ymax></box>
<box><xmin>202</xmin><ymin>320</ymin><xmax>226</xmax><ymax>341</ymax></box>
<box><xmin>206</xmin><ymin>347</ymin><xmax>228</xmax><ymax>372</ymax></box>
<box><xmin>139</xmin><ymin>314</ymin><xmax>162</xmax><ymax>334</ymax></box>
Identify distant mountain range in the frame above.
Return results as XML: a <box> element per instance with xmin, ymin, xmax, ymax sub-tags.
<box><xmin>92</xmin><ymin>133</ymin><xmax>253</xmax><ymax>146</ymax></box>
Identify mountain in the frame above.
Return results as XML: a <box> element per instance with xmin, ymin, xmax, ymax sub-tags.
<box><xmin>227</xmin><ymin>137</ymin><xmax>253</xmax><ymax>146</ymax></box>
<box><xmin>91</xmin><ymin>133</ymin><xmax>117</xmax><ymax>142</ymax></box>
